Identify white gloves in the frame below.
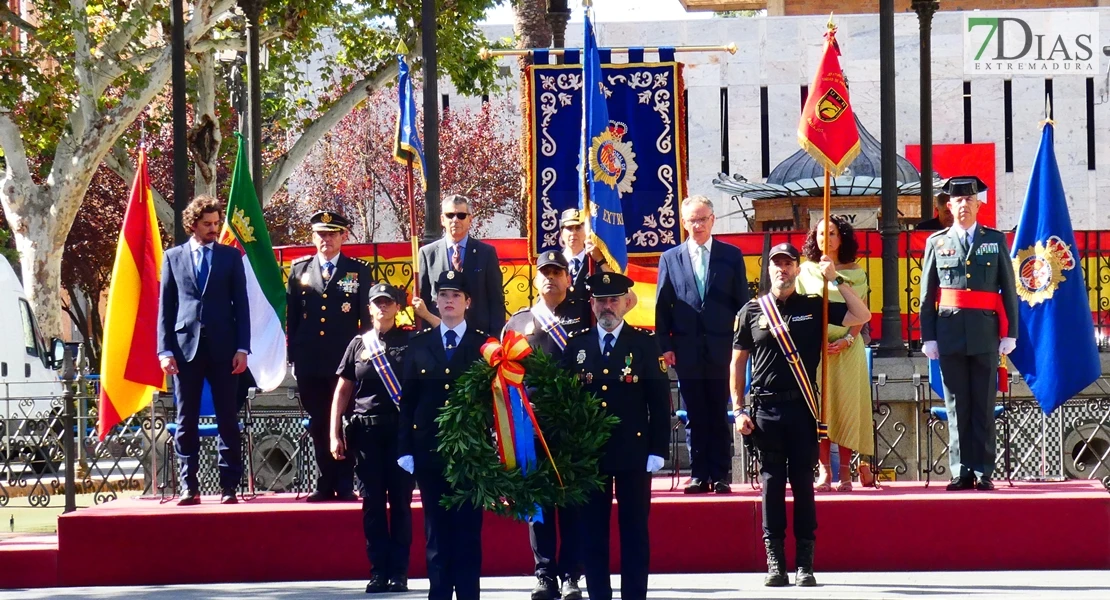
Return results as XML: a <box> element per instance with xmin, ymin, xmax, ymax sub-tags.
<box><xmin>922</xmin><ymin>341</ymin><xmax>939</xmax><ymax>360</ymax></box>
<box><xmin>998</xmin><ymin>337</ymin><xmax>1017</xmax><ymax>355</ymax></box>
<box><xmin>646</xmin><ymin>455</ymin><xmax>665</xmax><ymax>473</ymax></box>
<box><xmin>397</xmin><ymin>455</ymin><xmax>414</xmax><ymax>474</ymax></box>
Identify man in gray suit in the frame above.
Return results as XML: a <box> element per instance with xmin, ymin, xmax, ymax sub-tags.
<box><xmin>415</xmin><ymin>195</ymin><xmax>506</xmax><ymax>336</ymax></box>
<box><xmin>157</xmin><ymin>195</ymin><xmax>251</xmax><ymax>506</ymax></box>
<box><xmin>920</xmin><ymin>176</ymin><xmax>1019</xmax><ymax>492</ymax></box>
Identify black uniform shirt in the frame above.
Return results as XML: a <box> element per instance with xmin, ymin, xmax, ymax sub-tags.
<box><xmin>733</xmin><ymin>292</ymin><xmax>849</xmax><ymax>394</ymax></box>
<box><xmin>336</xmin><ymin>326</ymin><xmax>410</xmax><ymax>416</ymax></box>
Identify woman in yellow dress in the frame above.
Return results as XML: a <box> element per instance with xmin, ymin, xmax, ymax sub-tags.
<box><xmin>796</xmin><ymin>215</ymin><xmax>874</xmax><ymax>491</ymax></box>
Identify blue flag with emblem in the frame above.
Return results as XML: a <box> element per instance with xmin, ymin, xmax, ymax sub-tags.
<box><xmin>394</xmin><ymin>45</ymin><xmax>426</xmax><ymax>187</ymax></box>
<box><xmin>580</xmin><ymin>11</ymin><xmax>628</xmax><ymax>273</ymax></box>
<box><xmin>1008</xmin><ymin>122</ymin><xmax>1100</xmax><ymax>415</ymax></box>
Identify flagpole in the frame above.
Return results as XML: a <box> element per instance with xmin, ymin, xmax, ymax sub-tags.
<box><xmin>821</xmin><ymin>168</ymin><xmax>831</xmax><ymax>442</ymax></box>
<box><xmin>406</xmin><ymin>158</ymin><xmax>420</xmax><ymax>324</ymax></box>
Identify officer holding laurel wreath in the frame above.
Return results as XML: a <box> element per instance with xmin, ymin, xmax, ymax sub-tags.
<box><xmin>397</xmin><ymin>270</ymin><xmax>487</xmax><ymax>600</ymax></box>
<box><xmin>920</xmin><ymin>176</ymin><xmax>1019</xmax><ymax>492</ymax></box>
<box><xmin>730</xmin><ymin>242</ymin><xmax>871</xmax><ymax>588</ymax></box>
<box><xmin>504</xmin><ymin>250</ymin><xmax>586</xmax><ymax>600</ymax></box>
<box><xmin>560</xmin><ymin>272</ymin><xmax>669</xmax><ymax>600</ymax></box>
<box><xmin>287</xmin><ymin>210</ymin><xmax>372</xmax><ymax>502</ymax></box>
<box><xmin>329</xmin><ymin>283</ymin><xmax>414</xmax><ymax>594</ymax></box>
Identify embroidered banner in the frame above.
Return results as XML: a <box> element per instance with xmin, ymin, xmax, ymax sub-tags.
<box><xmin>526</xmin><ymin>60</ymin><xmax>687</xmax><ymax>258</ymax></box>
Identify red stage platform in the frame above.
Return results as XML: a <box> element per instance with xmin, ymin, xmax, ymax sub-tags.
<box><xmin>3</xmin><ymin>479</ymin><xmax>1108</xmax><ymax>589</ymax></box>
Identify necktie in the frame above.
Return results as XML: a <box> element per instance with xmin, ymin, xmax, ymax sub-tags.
<box><xmin>323</xmin><ymin>261</ymin><xmax>334</xmax><ymax>281</ymax></box>
<box><xmin>451</xmin><ymin>243</ymin><xmax>463</xmax><ymax>271</ymax></box>
<box><xmin>445</xmin><ymin>330</ymin><xmax>457</xmax><ymax>361</ymax></box>
<box><xmin>603</xmin><ymin>332</ymin><xmax>615</xmax><ymax>359</ymax></box>
<box><xmin>572</xmin><ymin>258</ymin><xmax>581</xmax><ymax>279</ymax></box>
<box><xmin>694</xmin><ymin>245</ymin><xmax>708</xmax><ymax>299</ymax></box>
<box><xmin>196</xmin><ymin>246</ymin><xmax>210</xmax><ymax>292</ymax></box>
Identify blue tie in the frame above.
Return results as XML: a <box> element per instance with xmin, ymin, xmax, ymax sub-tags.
<box><xmin>603</xmin><ymin>333</ymin><xmax>615</xmax><ymax>360</ymax></box>
<box><xmin>323</xmin><ymin>261</ymin><xmax>334</xmax><ymax>280</ymax></box>
<box><xmin>445</xmin><ymin>330</ymin><xmax>458</xmax><ymax>361</ymax></box>
<box><xmin>196</xmin><ymin>246</ymin><xmax>210</xmax><ymax>292</ymax></box>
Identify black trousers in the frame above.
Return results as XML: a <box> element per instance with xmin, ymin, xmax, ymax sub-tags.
<box><xmin>752</xmin><ymin>397</ymin><xmax>818</xmax><ymax>542</ymax></box>
<box><xmin>416</xmin><ymin>469</ymin><xmax>483</xmax><ymax>600</ymax></box>
<box><xmin>676</xmin><ymin>361</ymin><xmax>732</xmax><ymax>482</ymax></box>
<box><xmin>349</xmin><ymin>416</ymin><xmax>414</xmax><ymax>580</ymax></box>
<box><xmin>529</xmin><ymin>504</ymin><xmax>580</xmax><ymax>579</ymax></box>
<box><xmin>581</xmin><ymin>470</ymin><xmax>652</xmax><ymax>600</ymax></box>
<box><xmin>298</xmin><ymin>374</ymin><xmax>354</xmax><ymax>494</ymax></box>
<box><xmin>173</xmin><ymin>336</ymin><xmax>241</xmax><ymax>491</ymax></box>
<box><xmin>940</xmin><ymin>352</ymin><xmax>999</xmax><ymax>479</ymax></box>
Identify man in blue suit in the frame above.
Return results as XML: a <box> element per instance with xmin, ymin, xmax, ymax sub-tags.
<box><xmin>656</xmin><ymin>195</ymin><xmax>749</xmax><ymax>494</ymax></box>
<box><xmin>157</xmin><ymin>196</ymin><xmax>251</xmax><ymax>506</ymax></box>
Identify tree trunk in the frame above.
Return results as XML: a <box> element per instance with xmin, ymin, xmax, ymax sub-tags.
<box><xmin>10</xmin><ymin>191</ymin><xmax>69</xmax><ymax>342</ymax></box>
<box><xmin>191</xmin><ymin>51</ymin><xmax>222</xmax><ymax>198</ymax></box>
<box><xmin>514</xmin><ymin>0</ymin><xmax>551</xmax><ymax>239</ymax></box>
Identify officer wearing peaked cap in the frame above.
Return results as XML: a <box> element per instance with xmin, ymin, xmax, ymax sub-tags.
<box><xmin>920</xmin><ymin>176</ymin><xmax>1019</xmax><ymax>492</ymax></box>
<box><xmin>559</xmin><ymin>208</ymin><xmax>613</xmax><ymax>322</ymax></box>
<box><xmin>287</xmin><ymin>210</ymin><xmax>372</xmax><ymax>502</ymax></box>
<box><xmin>559</xmin><ymin>272</ymin><xmax>670</xmax><ymax>600</ymax></box>
<box><xmin>504</xmin><ymin>250</ymin><xmax>585</xmax><ymax>600</ymax></box>
<box><xmin>398</xmin><ymin>270</ymin><xmax>487</xmax><ymax>600</ymax></box>
<box><xmin>330</xmin><ymin>282</ymin><xmax>414</xmax><ymax>593</ymax></box>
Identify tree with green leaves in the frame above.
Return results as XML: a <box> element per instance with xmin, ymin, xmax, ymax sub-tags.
<box><xmin>0</xmin><ymin>0</ymin><xmax>504</xmax><ymax>340</ymax></box>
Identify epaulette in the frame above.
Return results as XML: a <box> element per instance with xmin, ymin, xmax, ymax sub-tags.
<box><xmin>629</xmin><ymin>325</ymin><xmax>655</xmax><ymax>336</ymax></box>
<box><xmin>926</xmin><ymin>228</ymin><xmax>950</xmax><ymax>240</ymax></box>
<box><xmin>411</xmin><ymin>327</ymin><xmax>436</xmax><ymax>337</ymax></box>
<box><xmin>980</xmin><ymin>225</ymin><xmax>1003</xmax><ymax>234</ymax></box>
<box><xmin>567</xmin><ymin>327</ymin><xmax>592</xmax><ymax>338</ymax></box>
<box><xmin>292</xmin><ymin>255</ymin><xmax>313</xmax><ymax>265</ymax></box>
<box><xmin>510</xmin><ymin>307</ymin><xmax>532</xmax><ymax>317</ymax></box>
<box><xmin>352</xmin><ymin>257</ymin><xmax>370</xmax><ymax>266</ymax></box>
<box><xmin>473</xmin><ymin>329</ymin><xmax>487</xmax><ymax>338</ymax></box>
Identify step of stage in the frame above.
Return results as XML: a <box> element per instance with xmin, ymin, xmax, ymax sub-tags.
<box><xmin>12</xmin><ymin>479</ymin><xmax>1110</xmax><ymax>588</ymax></box>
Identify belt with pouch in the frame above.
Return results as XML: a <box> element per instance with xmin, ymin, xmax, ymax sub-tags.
<box><xmin>351</xmin><ymin>412</ymin><xmax>398</xmax><ymax>426</ymax></box>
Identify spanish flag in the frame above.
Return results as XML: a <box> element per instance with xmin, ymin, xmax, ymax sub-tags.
<box><xmin>97</xmin><ymin>149</ymin><xmax>165</xmax><ymax>439</ymax></box>
<box><xmin>797</xmin><ymin>19</ymin><xmax>860</xmax><ymax>176</ymax></box>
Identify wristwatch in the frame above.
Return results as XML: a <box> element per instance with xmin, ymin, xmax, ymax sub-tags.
<box><xmin>832</xmin><ymin>275</ymin><xmax>846</xmax><ymax>287</ymax></box>
<box><xmin>842</xmin><ymin>333</ymin><xmax>855</xmax><ymax>346</ymax></box>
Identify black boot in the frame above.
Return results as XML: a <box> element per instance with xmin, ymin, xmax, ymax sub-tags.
<box><xmin>763</xmin><ymin>539</ymin><xmax>788</xmax><ymax>587</ymax></box>
<box><xmin>795</xmin><ymin>539</ymin><xmax>817</xmax><ymax>587</ymax></box>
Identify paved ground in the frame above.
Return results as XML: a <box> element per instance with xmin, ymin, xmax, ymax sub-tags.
<box><xmin>6</xmin><ymin>571</ymin><xmax>1110</xmax><ymax>599</ymax></box>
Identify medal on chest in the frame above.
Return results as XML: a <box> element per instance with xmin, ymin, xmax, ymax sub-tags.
<box><xmin>576</xmin><ymin>349</ymin><xmax>586</xmax><ymax>364</ymax></box>
<box><xmin>621</xmin><ymin>354</ymin><xmax>638</xmax><ymax>383</ymax></box>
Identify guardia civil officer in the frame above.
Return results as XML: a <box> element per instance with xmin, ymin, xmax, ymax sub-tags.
<box><xmin>730</xmin><ymin>243</ymin><xmax>871</xmax><ymax>587</ymax></box>
<box><xmin>287</xmin><ymin>210</ymin><xmax>372</xmax><ymax>502</ymax></box>
<box><xmin>503</xmin><ymin>250</ymin><xmax>586</xmax><ymax>600</ymax></box>
<box><xmin>558</xmin><ymin>208</ymin><xmax>612</xmax><ymax>320</ymax></box>
<box><xmin>397</xmin><ymin>270</ymin><xmax>487</xmax><ymax>600</ymax></box>
<box><xmin>920</xmin><ymin>176</ymin><xmax>1019</xmax><ymax>492</ymax></box>
<box><xmin>560</xmin><ymin>272</ymin><xmax>669</xmax><ymax>600</ymax></box>
<box><xmin>330</xmin><ymin>283</ymin><xmax>414</xmax><ymax>594</ymax></box>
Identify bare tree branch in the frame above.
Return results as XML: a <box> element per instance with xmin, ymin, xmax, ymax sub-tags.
<box><xmin>0</xmin><ymin>5</ymin><xmax>37</xmax><ymax>36</ymax></box>
<box><xmin>0</xmin><ymin>110</ymin><xmax>33</xmax><ymax>188</ymax></box>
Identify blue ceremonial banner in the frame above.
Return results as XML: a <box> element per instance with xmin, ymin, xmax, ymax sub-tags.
<box><xmin>526</xmin><ymin>26</ymin><xmax>685</xmax><ymax>264</ymax></box>
<box><xmin>394</xmin><ymin>51</ymin><xmax>426</xmax><ymax>186</ymax></box>
<box><xmin>1009</xmin><ymin>122</ymin><xmax>1100</xmax><ymax>415</ymax></box>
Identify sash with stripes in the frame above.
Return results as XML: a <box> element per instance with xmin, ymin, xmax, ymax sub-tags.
<box><xmin>755</xmin><ymin>294</ymin><xmax>828</xmax><ymax>439</ymax></box>
<box><xmin>361</xmin><ymin>330</ymin><xmax>402</xmax><ymax>408</ymax></box>
<box><xmin>532</xmin><ymin>304</ymin><xmax>569</xmax><ymax>351</ymax></box>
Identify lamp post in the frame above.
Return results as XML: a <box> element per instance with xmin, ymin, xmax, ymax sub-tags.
<box><xmin>879</xmin><ymin>0</ymin><xmax>903</xmax><ymax>355</ymax></box>
<box><xmin>421</xmin><ymin>0</ymin><xmax>441</xmax><ymax>242</ymax></box>
<box><xmin>171</xmin><ymin>0</ymin><xmax>188</xmax><ymax>243</ymax></box>
<box><xmin>546</xmin><ymin>0</ymin><xmax>572</xmax><ymax>55</ymax></box>
<box><xmin>913</xmin><ymin>0</ymin><xmax>939</xmax><ymax>223</ymax></box>
<box><xmin>237</xmin><ymin>0</ymin><xmax>265</xmax><ymax>205</ymax></box>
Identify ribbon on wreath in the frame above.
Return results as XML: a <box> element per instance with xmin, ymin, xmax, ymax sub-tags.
<box><xmin>480</xmin><ymin>331</ymin><xmax>563</xmax><ymax>488</ymax></box>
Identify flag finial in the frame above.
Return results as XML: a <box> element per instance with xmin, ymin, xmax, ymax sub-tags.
<box><xmin>1042</xmin><ymin>94</ymin><xmax>1055</xmax><ymax>127</ymax></box>
<box><xmin>396</xmin><ymin>40</ymin><xmax>409</xmax><ymax>55</ymax></box>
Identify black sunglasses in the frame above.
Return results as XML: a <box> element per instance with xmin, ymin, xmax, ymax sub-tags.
<box><xmin>444</xmin><ymin>212</ymin><xmax>470</xmax><ymax>220</ymax></box>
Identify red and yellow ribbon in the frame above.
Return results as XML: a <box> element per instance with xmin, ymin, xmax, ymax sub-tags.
<box><xmin>481</xmin><ymin>331</ymin><xmax>563</xmax><ymax>486</ymax></box>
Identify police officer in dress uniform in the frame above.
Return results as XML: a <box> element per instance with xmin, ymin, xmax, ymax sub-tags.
<box><xmin>504</xmin><ymin>251</ymin><xmax>585</xmax><ymax>600</ymax></box>
<box><xmin>397</xmin><ymin>270</ymin><xmax>487</xmax><ymax>600</ymax></box>
<box><xmin>730</xmin><ymin>243</ymin><xmax>871</xmax><ymax>587</ymax></box>
<box><xmin>330</xmin><ymin>283</ymin><xmax>414</xmax><ymax>594</ymax></box>
<box><xmin>287</xmin><ymin>210</ymin><xmax>372</xmax><ymax>502</ymax></box>
<box><xmin>560</xmin><ymin>273</ymin><xmax>669</xmax><ymax>600</ymax></box>
<box><xmin>559</xmin><ymin>208</ymin><xmax>612</xmax><ymax>321</ymax></box>
<box><xmin>920</xmin><ymin>176</ymin><xmax>1019</xmax><ymax>492</ymax></box>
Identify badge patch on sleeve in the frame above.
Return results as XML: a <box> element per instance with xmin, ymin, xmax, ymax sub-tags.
<box><xmin>658</xmin><ymin>357</ymin><xmax>667</xmax><ymax>373</ymax></box>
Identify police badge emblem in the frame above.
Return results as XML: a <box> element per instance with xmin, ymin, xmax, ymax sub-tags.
<box><xmin>447</xmin><ymin>271</ymin><xmax>455</xmax><ymax>280</ymax></box>
<box><xmin>341</xmin><ymin>302</ymin><xmax>351</xmax><ymax>313</ymax></box>
<box><xmin>577</xmin><ymin>349</ymin><xmax>586</xmax><ymax>364</ymax></box>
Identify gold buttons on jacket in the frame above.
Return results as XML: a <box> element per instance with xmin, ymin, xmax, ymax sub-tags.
<box><xmin>603</xmin><ymin>369</ymin><xmax>609</xmax><ymax>374</ymax></box>
<box><xmin>320</xmin><ymin>318</ymin><xmax>326</xmax><ymax>323</ymax></box>
<box><xmin>445</xmin><ymin>368</ymin><xmax>450</xmax><ymax>374</ymax></box>
<box><xmin>444</xmin><ymin>384</ymin><xmax>450</xmax><ymax>390</ymax></box>
<box><xmin>321</xmin><ymin>305</ymin><xmax>327</xmax><ymax>311</ymax></box>
<box><xmin>413</xmin><ymin>424</ymin><xmax>417</xmax><ymax>429</ymax></box>
<box><xmin>601</xmin><ymin>385</ymin><xmax>608</xmax><ymax>391</ymax></box>
<box><xmin>323</xmin><ymin>294</ymin><xmax>328</xmax><ymax>299</ymax></box>
<box><xmin>421</xmin><ymin>369</ymin><xmax>426</xmax><ymax>374</ymax></box>
<box><xmin>636</xmin><ymin>432</ymin><xmax>642</xmax><ymax>437</ymax></box>
<box><xmin>601</xmin><ymin>402</ymin><xmax>608</xmax><ymax>408</ymax></box>
<box><xmin>966</xmin><ymin>260</ymin><xmax>971</xmax><ymax>265</ymax></box>
<box><xmin>966</xmin><ymin>273</ymin><xmax>971</xmax><ymax>279</ymax></box>
<box><xmin>319</xmin><ymin>331</ymin><xmax>325</xmax><ymax>336</ymax></box>
<box><xmin>987</xmin><ymin>262</ymin><xmax>991</xmax><ymax>266</ymax></box>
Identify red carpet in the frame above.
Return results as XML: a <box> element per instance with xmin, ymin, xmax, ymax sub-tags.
<box><xmin>3</xmin><ymin>479</ymin><xmax>1107</xmax><ymax>588</ymax></box>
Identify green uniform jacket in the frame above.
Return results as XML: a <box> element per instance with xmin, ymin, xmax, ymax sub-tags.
<box><xmin>920</xmin><ymin>225</ymin><xmax>1019</xmax><ymax>356</ymax></box>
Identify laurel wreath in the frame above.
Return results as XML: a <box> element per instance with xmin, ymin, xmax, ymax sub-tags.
<box><xmin>435</xmin><ymin>348</ymin><xmax>618</xmax><ymax>519</ymax></box>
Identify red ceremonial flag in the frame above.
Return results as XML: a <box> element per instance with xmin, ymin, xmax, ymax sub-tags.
<box><xmin>97</xmin><ymin>148</ymin><xmax>165</xmax><ymax>439</ymax></box>
<box><xmin>798</xmin><ymin>22</ymin><xmax>860</xmax><ymax>175</ymax></box>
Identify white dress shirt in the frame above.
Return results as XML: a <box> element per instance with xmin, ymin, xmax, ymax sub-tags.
<box><xmin>597</xmin><ymin>321</ymin><xmax>625</xmax><ymax>355</ymax></box>
<box><xmin>440</xmin><ymin>321</ymin><xmax>468</xmax><ymax>349</ymax></box>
